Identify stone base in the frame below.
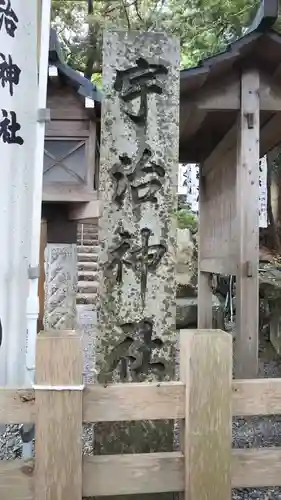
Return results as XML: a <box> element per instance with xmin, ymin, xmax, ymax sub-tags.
<box><xmin>176</xmin><ymin>295</ymin><xmax>224</xmax><ymax>329</ymax></box>
<box><xmin>44</xmin><ymin>244</ymin><xmax>77</xmax><ymax>330</ymax></box>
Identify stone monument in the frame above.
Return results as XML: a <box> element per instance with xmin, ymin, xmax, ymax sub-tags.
<box><xmin>44</xmin><ymin>244</ymin><xmax>77</xmax><ymax>330</ymax></box>
<box><xmin>95</xmin><ymin>29</ymin><xmax>179</xmax><ymax>469</ymax></box>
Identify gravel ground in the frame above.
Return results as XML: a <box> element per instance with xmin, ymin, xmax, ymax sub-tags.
<box><xmin>1</xmin><ymin>331</ymin><xmax>281</xmax><ymax>500</ymax></box>
<box><xmin>232</xmin><ymin>331</ymin><xmax>281</xmax><ymax>500</ymax></box>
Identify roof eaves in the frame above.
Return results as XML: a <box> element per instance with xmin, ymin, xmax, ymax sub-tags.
<box><xmin>180</xmin><ymin>0</ymin><xmax>279</xmax><ymax>81</ymax></box>
<box><xmin>180</xmin><ymin>31</ymin><xmax>262</xmax><ymax>81</ymax></box>
<box><xmin>56</xmin><ymin>62</ymin><xmax>102</xmax><ymax>103</ymax></box>
<box><xmin>49</xmin><ymin>28</ymin><xmax>102</xmax><ymax>103</ymax></box>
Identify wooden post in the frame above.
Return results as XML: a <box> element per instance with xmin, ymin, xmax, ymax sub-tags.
<box><xmin>180</xmin><ymin>329</ymin><xmax>232</xmax><ymax>500</ymax></box>
<box><xmin>236</xmin><ymin>69</ymin><xmax>260</xmax><ymax>378</ymax></box>
<box><xmin>198</xmin><ymin>168</ymin><xmax>213</xmax><ymax>328</ymax></box>
<box><xmin>35</xmin><ymin>330</ymin><xmax>83</xmax><ymax>500</ymax></box>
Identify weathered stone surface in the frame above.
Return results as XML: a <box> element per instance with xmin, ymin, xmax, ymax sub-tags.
<box><xmin>97</xmin><ymin>30</ymin><xmax>179</xmax><ymax>382</ymax></box>
<box><xmin>95</xmin><ymin>30</ymin><xmax>179</xmax><ymax>468</ymax></box>
<box><xmin>44</xmin><ymin>244</ymin><xmax>77</xmax><ymax>330</ymax></box>
<box><xmin>176</xmin><ymin>228</ymin><xmax>194</xmax><ymax>285</ymax></box>
<box><xmin>176</xmin><ymin>295</ymin><xmax>224</xmax><ymax>329</ymax></box>
<box><xmin>77</xmin><ymin>304</ymin><xmax>97</xmax><ymax>384</ymax></box>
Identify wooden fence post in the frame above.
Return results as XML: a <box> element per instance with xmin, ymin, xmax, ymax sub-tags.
<box><xmin>35</xmin><ymin>330</ymin><xmax>83</xmax><ymax>500</ymax></box>
<box><xmin>180</xmin><ymin>329</ymin><xmax>232</xmax><ymax>500</ymax></box>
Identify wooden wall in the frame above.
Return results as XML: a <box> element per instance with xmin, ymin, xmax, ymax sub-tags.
<box><xmin>200</xmin><ymin>148</ymin><xmax>237</xmax><ymax>276</ymax></box>
<box><xmin>46</xmin><ymin>85</ymin><xmax>91</xmax><ymax>137</ymax></box>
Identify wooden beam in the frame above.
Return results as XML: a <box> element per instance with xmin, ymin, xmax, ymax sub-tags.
<box><xmin>2</xmin><ymin>446</ymin><xmax>281</xmax><ymax>499</ymax></box>
<box><xmin>193</xmin><ymin>77</ymin><xmax>239</xmax><ymax>111</ymax></box>
<box><xmin>235</xmin><ymin>69</ymin><xmax>260</xmax><ymax>378</ymax></box>
<box><xmin>83</xmin><ymin>452</ymin><xmax>184</xmax><ymax>497</ymax></box>
<box><xmin>201</xmin><ymin>124</ymin><xmax>236</xmax><ymax>177</ymax></box>
<box><xmin>232</xmin><ymin>378</ymin><xmax>281</xmax><ymax>415</ymax></box>
<box><xmin>0</xmin><ymin>459</ymin><xmax>33</xmax><ymax>500</ymax></box>
<box><xmin>45</xmin><ymin>120</ymin><xmax>90</xmax><ymax>137</ymax></box>
<box><xmin>200</xmin><ymin>257</ymin><xmax>237</xmax><ymax>276</ymax></box>
<box><xmin>260</xmin><ymin>111</ymin><xmax>281</xmax><ymax>156</ymax></box>
<box><xmin>0</xmin><ymin>389</ymin><xmax>35</xmax><ymax>425</ymax></box>
<box><xmin>84</xmin><ymin>448</ymin><xmax>281</xmax><ymax>494</ymax></box>
<box><xmin>2</xmin><ymin>378</ymin><xmax>281</xmax><ymax>425</ymax></box>
<box><xmin>190</xmin><ymin>73</ymin><xmax>281</xmax><ymax>112</ymax></box>
<box><xmin>180</xmin><ymin>104</ymin><xmax>206</xmax><ymax>138</ymax></box>
<box><xmin>83</xmin><ymin>381</ymin><xmax>185</xmax><ymax>422</ymax></box>
<box><xmin>232</xmin><ymin>448</ymin><xmax>281</xmax><ymax>488</ymax></box>
<box><xmin>68</xmin><ymin>200</ymin><xmax>101</xmax><ymax>221</ymax></box>
<box><xmin>201</xmin><ymin>95</ymin><xmax>281</xmax><ymax>179</ymax></box>
<box><xmin>35</xmin><ymin>331</ymin><xmax>83</xmax><ymax>500</ymax></box>
<box><xmin>42</xmin><ymin>186</ymin><xmax>98</xmax><ymax>203</ymax></box>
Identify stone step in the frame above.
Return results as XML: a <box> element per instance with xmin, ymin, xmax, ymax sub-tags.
<box><xmin>77</xmin><ymin>226</ymin><xmax>98</xmax><ymax>235</ymax></box>
<box><xmin>77</xmin><ymin>234</ymin><xmax>99</xmax><ymax>242</ymax></box>
<box><xmin>77</xmin><ymin>245</ymin><xmax>99</xmax><ymax>254</ymax></box>
<box><xmin>78</xmin><ymin>270</ymin><xmax>99</xmax><ymax>281</ymax></box>
<box><xmin>77</xmin><ymin>293</ymin><xmax>96</xmax><ymax>305</ymax></box>
<box><xmin>77</xmin><ymin>226</ymin><xmax>98</xmax><ymax>233</ymax></box>
<box><xmin>77</xmin><ymin>253</ymin><xmax>99</xmax><ymax>262</ymax></box>
<box><xmin>77</xmin><ymin>261</ymin><xmax>99</xmax><ymax>271</ymax></box>
<box><xmin>77</xmin><ymin>281</ymin><xmax>99</xmax><ymax>293</ymax></box>
<box><xmin>77</xmin><ymin>237</ymin><xmax>99</xmax><ymax>245</ymax></box>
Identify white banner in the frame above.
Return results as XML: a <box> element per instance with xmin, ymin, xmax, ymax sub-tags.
<box><xmin>259</xmin><ymin>155</ymin><xmax>268</xmax><ymax>228</ymax></box>
<box><xmin>179</xmin><ymin>159</ymin><xmax>268</xmax><ymax>228</ymax></box>
<box><xmin>0</xmin><ymin>1</ymin><xmax>38</xmax><ymax>385</ymax></box>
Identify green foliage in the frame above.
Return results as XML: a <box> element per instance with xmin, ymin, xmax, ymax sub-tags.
<box><xmin>51</xmin><ymin>0</ymin><xmax>261</xmax><ymax>79</ymax></box>
<box><xmin>176</xmin><ymin>209</ymin><xmax>198</xmax><ymax>231</ymax></box>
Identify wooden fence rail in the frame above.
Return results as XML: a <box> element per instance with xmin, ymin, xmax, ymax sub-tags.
<box><xmin>0</xmin><ymin>329</ymin><xmax>281</xmax><ymax>499</ymax></box>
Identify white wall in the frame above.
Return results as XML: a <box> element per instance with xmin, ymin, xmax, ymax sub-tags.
<box><xmin>178</xmin><ymin>159</ymin><xmax>268</xmax><ymax>228</ymax></box>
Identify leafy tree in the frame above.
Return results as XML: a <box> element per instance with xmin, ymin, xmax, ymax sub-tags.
<box><xmin>51</xmin><ymin>0</ymin><xmax>260</xmax><ymax>81</ymax></box>
<box><xmin>52</xmin><ymin>1</ymin><xmax>281</xmax><ymax>254</ymax></box>
<box><xmin>176</xmin><ymin>208</ymin><xmax>198</xmax><ymax>231</ymax></box>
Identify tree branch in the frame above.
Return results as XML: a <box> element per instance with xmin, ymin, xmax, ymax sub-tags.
<box><xmin>134</xmin><ymin>0</ymin><xmax>144</xmax><ymax>24</ymax></box>
<box><xmin>121</xmin><ymin>0</ymin><xmax>131</xmax><ymax>30</ymax></box>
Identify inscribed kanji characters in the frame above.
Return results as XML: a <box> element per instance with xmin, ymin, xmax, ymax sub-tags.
<box><xmin>0</xmin><ymin>53</ymin><xmax>20</xmax><ymax>96</ymax></box>
<box><xmin>0</xmin><ymin>109</ymin><xmax>23</xmax><ymax>144</ymax></box>
<box><xmin>98</xmin><ymin>318</ymin><xmax>165</xmax><ymax>382</ymax></box>
<box><xmin>0</xmin><ymin>0</ymin><xmax>18</xmax><ymax>38</ymax></box>
<box><xmin>111</xmin><ymin>146</ymin><xmax>165</xmax><ymax>208</ymax></box>
<box><xmin>0</xmin><ymin>0</ymin><xmax>39</xmax><ymax>390</ymax></box>
<box><xmin>105</xmin><ymin>226</ymin><xmax>166</xmax><ymax>306</ymax></box>
<box><xmin>114</xmin><ymin>57</ymin><xmax>168</xmax><ymax>126</ymax></box>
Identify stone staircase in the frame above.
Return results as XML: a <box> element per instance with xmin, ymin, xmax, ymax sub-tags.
<box><xmin>76</xmin><ymin>223</ymin><xmax>99</xmax><ymax>305</ymax></box>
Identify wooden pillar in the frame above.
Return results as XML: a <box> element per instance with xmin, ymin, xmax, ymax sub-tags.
<box><xmin>235</xmin><ymin>69</ymin><xmax>260</xmax><ymax>378</ymax></box>
<box><xmin>198</xmin><ymin>168</ymin><xmax>213</xmax><ymax>328</ymax></box>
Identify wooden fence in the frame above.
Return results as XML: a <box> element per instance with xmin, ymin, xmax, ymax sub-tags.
<box><xmin>1</xmin><ymin>329</ymin><xmax>281</xmax><ymax>500</ymax></box>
